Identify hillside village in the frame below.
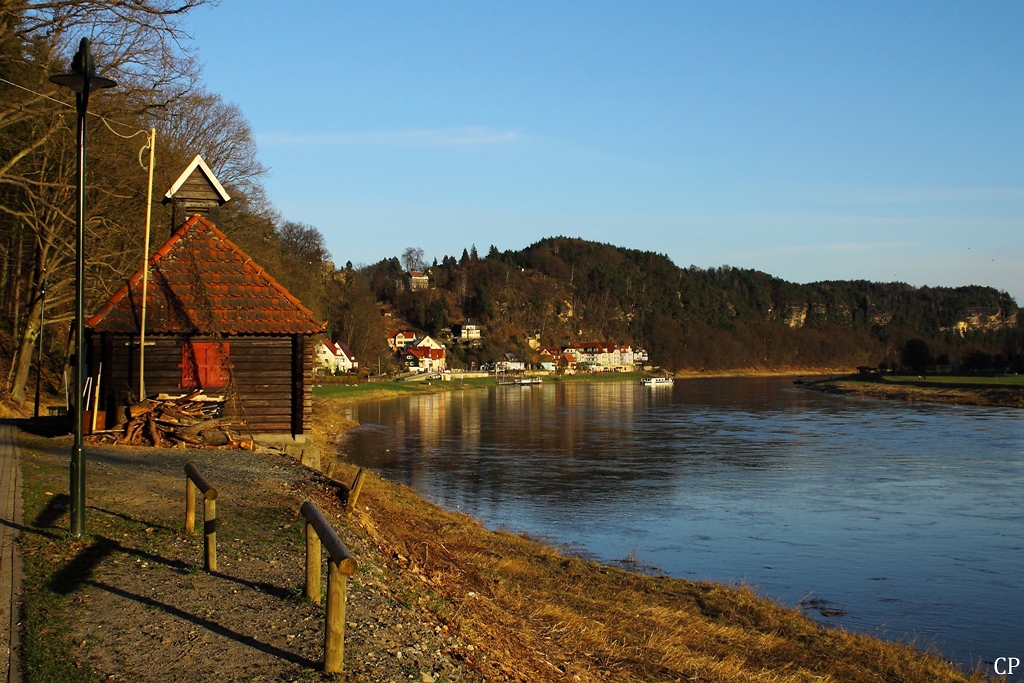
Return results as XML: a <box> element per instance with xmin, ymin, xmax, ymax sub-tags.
<box><xmin>316</xmin><ymin>313</ymin><xmax>651</xmax><ymax>378</ymax></box>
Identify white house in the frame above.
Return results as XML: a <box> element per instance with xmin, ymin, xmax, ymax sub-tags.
<box><xmin>411</xmin><ymin>335</ymin><xmax>445</xmax><ymax>350</ymax></box>
<box><xmin>403</xmin><ymin>346</ymin><xmax>446</xmax><ymax>373</ymax></box>
<box><xmin>496</xmin><ymin>353</ymin><xmax>526</xmax><ymax>373</ymax></box>
<box><xmin>453</xmin><ymin>319</ymin><xmax>481</xmax><ymax>342</ymax></box>
<box><xmin>388</xmin><ymin>330</ymin><xmax>419</xmax><ymax>352</ymax></box>
<box><xmin>407</xmin><ymin>270</ymin><xmax>431</xmax><ymax>291</ymax></box>
<box><xmin>563</xmin><ymin>342</ymin><xmax>639</xmax><ymax>372</ymax></box>
<box><xmin>317</xmin><ymin>339</ymin><xmax>358</xmax><ymax>374</ymax></box>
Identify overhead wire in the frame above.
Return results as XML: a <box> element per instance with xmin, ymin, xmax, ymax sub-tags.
<box><xmin>0</xmin><ymin>74</ymin><xmax>154</xmax><ymax>170</ymax></box>
<box><xmin>0</xmin><ymin>75</ymin><xmax>150</xmax><ymax>140</ymax></box>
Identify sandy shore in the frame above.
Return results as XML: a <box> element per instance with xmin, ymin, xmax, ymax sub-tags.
<box><xmin>807</xmin><ymin>377</ymin><xmax>1024</xmax><ymax>409</ymax></box>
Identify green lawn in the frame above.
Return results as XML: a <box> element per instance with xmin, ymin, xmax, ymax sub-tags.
<box><xmin>313</xmin><ymin>381</ymin><xmax>437</xmax><ymax>397</ymax></box>
<box><xmin>545</xmin><ymin>371</ymin><xmax>645</xmax><ymax>383</ymax></box>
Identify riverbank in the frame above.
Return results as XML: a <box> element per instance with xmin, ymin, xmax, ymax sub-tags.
<box><xmin>312</xmin><ymin>368</ymin><xmax>845</xmax><ymax>403</ymax></box>
<box><xmin>15</xmin><ymin>417</ymin><xmax>989</xmax><ymax>683</ymax></box>
<box><xmin>807</xmin><ymin>374</ymin><xmax>1024</xmax><ymax>409</ymax></box>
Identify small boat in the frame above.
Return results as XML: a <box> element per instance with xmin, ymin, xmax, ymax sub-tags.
<box><xmin>498</xmin><ymin>377</ymin><xmax>543</xmax><ymax>386</ymax></box>
<box><xmin>641</xmin><ymin>376</ymin><xmax>674</xmax><ymax>387</ymax></box>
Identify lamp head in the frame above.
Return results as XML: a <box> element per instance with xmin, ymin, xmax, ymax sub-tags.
<box><xmin>50</xmin><ymin>38</ymin><xmax>117</xmax><ymax>93</ymax></box>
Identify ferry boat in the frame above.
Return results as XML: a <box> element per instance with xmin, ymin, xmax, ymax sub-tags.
<box><xmin>640</xmin><ymin>376</ymin><xmax>674</xmax><ymax>387</ymax></box>
<box><xmin>498</xmin><ymin>377</ymin><xmax>543</xmax><ymax>386</ymax></box>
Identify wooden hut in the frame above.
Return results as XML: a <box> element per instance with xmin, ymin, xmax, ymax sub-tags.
<box><xmin>85</xmin><ymin>160</ymin><xmax>325</xmax><ymax>443</ymax></box>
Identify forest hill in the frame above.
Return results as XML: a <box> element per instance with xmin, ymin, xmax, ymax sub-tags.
<box><xmin>333</xmin><ymin>238</ymin><xmax>1021</xmax><ymax>376</ymax></box>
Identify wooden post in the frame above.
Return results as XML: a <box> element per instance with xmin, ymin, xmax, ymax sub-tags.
<box><xmin>139</xmin><ymin>128</ymin><xmax>155</xmax><ymax>400</ymax></box>
<box><xmin>299</xmin><ymin>500</ymin><xmax>358</xmax><ymax>674</ymax></box>
<box><xmin>324</xmin><ymin>560</ymin><xmax>348</xmax><ymax>674</ymax></box>
<box><xmin>204</xmin><ymin>497</ymin><xmax>217</xmax><ymax>571</ymax></box>
<box><xmin>185</xmin><ymin>477</ymin><xmax>196</xmax><ymax>533</ymax></box>
<box><xmin>345</xmin><ymin>468</ymin><xmax>365</xmax><ymax>514</ymax></box>
<box><xmin>184</xmin><ymin>463</ymin><xmax>218</xmax><ymax>571</ymax></box>
<box><xmin>306</xmin><ymin>521</ymin><xmax>321</xmax><ymax>604</ymax></box>
<box><xmin>90</xmin><ymin>362</ymin><xmax>102</xmax><ymax>433</ymax></box>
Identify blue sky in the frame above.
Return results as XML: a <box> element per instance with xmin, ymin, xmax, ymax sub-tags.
<box><xmin>184</xmin><ymin>2</ymin><xmax>1024</xmax><ymax>300</ymax></box>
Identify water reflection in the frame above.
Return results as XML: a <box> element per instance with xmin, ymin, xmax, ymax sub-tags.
<box><xmin>343</xmin><ymin>377</ymin><xmax>1024</xmax><ymax>676</ymax></box>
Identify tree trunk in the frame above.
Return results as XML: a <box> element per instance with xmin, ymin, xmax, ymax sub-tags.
<box><xmin>10</xmin><ymin>233</ymin><xmax>23</xmax><ymax>336</ymax></box>
<box><xmin>10</xmin><ymin>292</ymin><xmax>42</xmax><ymax>402</ymax></box>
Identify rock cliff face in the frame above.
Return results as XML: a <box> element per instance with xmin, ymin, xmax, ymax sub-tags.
<box><xmin>950</xmin><ymin>308</ymin><xmax>1019</xmax><ymax>335</ymax></box>
<box><xmin>783</xmin><ymin>304</ymin><xmax>808</xmax><ymax>328</ymax></box>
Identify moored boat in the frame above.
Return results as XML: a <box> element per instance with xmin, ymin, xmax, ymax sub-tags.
<box><xmin>498</xmin><ymin>377</ymin><xmax>543</xmax><ymax>386</ymax></box>
<box><xmin>641</xmin><ymin>376</ymin><xmax>674</xmax><ymax>387</ymax></box>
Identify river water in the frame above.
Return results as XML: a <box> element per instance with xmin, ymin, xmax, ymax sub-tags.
<box><xmin>341</xmin><ymin>377</ymin><xmax>1023</xmax><ymax>674</ymax></box>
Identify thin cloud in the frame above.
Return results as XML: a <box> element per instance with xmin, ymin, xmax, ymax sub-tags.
<box><xmin>257</xmin><ymin>126</ymin><xmax>522</xmax><ymax>148</ymax></box>
<box><xmin>754</xmin><ymin>241</ymin><xmax>917</xmax><ymax>255</ymax></box>
<box><xmin>786</xmin><ymin>186</ymin><xmax>1024</xmax><ymax>204</ymax></box>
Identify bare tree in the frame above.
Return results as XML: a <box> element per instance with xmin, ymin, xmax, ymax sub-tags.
<box><xmin>401</xmin><ymin>246</ymin><xmax>426</xmax><ymax>272</ymax></box>
<box><xmin>1</xmin><ymin>0</ymin><xmax>213</xmax><ymax>400</ymax></box>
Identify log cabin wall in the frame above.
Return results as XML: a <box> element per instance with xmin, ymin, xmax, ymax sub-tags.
<box><xmin>228</xmin><ymin>336</ymin><xmax>295</xmax><ymax>434</ymax></box>
<box><xmin>290</xmin><ymin>335</ymin><xmax>314</xmax><ymax>437</ymax></box>
<box><xmin>92</xmin><ymin>333</ymin><xmax>302</xmax><ymax>435</ymax></box>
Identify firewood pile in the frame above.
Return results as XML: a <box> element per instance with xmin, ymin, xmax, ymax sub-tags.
<box><xmin>91</xmin><ymin>391</ymin><xmax>255</xmax><ymax>450</ymax></box>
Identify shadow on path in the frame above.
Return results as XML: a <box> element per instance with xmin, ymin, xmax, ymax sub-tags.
<box><xmin>88</xmin><ymin>579</ymin><xmax>318</xmax><ymax>668</ymax></box>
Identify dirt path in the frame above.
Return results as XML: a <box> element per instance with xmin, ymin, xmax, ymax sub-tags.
<box><xmin>18</xmin><ymin>432</ymin><xmax>476</xmax><ymax>682</ymax></box>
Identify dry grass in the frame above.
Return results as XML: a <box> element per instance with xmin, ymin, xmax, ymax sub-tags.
<box><xmin>816</xmin><ymin>379</ymin><xmax>1024</xmax><ymax>409</ymax></box>
<box><xmin>329</xmin><ymin>457</ymin><xmax>989</xmax><ymax>683</ymax></box>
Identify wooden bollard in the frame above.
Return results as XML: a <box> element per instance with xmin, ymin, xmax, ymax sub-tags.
<box><xmin>345</xmin><ymin>468</ymin><xmax>365</xmax><ymax>514</ymax></box>
<box><xmin>325</xmin><ymin>559</ymin><xmax>348</xmax><ymax>673</ymax></box>
<box><xmin>184</xmin><ymin>463</ymin><xmax>218</xmax><ymax>571</ymax></box>
<box><xmin>185</xmin><ymin>478</ymin><xmax>196</xmax><ymax>533</ymax></box>
<box><xmin>306</xmin><ymin>521</ymin><xmax>321</xmax><ymax>603</ymax></box>
<box><xmin>300</xmin><ymin>501</ymin><xmax>357</xmax><ymax>673</ymax></box>
<box><xmin>204</xmin><ymin>497</ymin><xmax>217</xmax><ymax>572</ymax></box>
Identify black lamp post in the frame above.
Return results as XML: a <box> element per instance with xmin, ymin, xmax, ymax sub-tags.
<box><xmin>33</xmin><ymin>278</ymin><xmax>48</xmax><ymax>418</ymax></box>
<box><xmin>50</xmin><ymin>38</ymin><xmax>116</xmax><ymax>538</ymax></box>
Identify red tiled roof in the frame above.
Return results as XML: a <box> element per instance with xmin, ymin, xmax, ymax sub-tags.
<box><xmin>407</xmin><ymin>347</ymin><xmax>445</xmax><ymax>360</ymax></box>
<box><xmin>336</xmin><ymin>341</ymin><xmax>357</xmax><ymax>362</ymax></box>
<box><xmin>322</xmin><ymin>340</ymin><xmax>357</xmax><ymax>362</ymax></box>
<box><xmin>87</xmin><ymin>215</ymin><xmax>326</xmax><ymax>335</ymax></box>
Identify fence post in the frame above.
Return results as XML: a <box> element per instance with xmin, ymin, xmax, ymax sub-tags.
<box><xmin>204</xmin><ymin>497</ymin><xmax>217</xmax><ymax>571</ymax></box>
<box><xmin>325</xmin><ymin>559</ymin><xmax>348</xmax><ymax>673</ymax></box>
<box><xmin>306</xmin><ymin>520</ymin><xmax>321</xmax><ymax>603</ymax></box>
<box><xmin>184</xmin><ymin>462</ymin><xmax>218</xmax><ymax>572</ymax></box>
<box><xmin>185</xmin><ymin>477</ymin><xmax>196</xmax><ymax>533</ymax></box>
<box><xmin>345</xmin><ymin>468</ymin><xmax>365</xmax><ymax>514</ymax></box>
<box><xmin>300</xmin><ymin>500</ymin><xmax>358</xmax><ymax>674</ymax></box>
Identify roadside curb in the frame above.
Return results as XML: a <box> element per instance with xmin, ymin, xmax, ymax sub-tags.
<box><xmin>0</xmin><ymin>421</ymin><xmax>24</xmax><ymax>683</ymax></box>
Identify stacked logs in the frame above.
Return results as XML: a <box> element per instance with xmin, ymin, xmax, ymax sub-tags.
<box><xmin>95</xmin><ymin>391</ymin><xmax>255</xmax><ymax>450</ymax></box>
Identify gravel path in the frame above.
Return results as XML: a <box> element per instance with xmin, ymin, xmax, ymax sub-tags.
<box><xmin>19</xmin><ymin>434</ymin><xmax>480</xmax><ymax>682</ymax></box>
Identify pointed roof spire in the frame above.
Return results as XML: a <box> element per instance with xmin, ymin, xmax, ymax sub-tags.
<box><xmin>163</xmin><ymin>155</ymin><xmax>231</xmax><ymax>204</ymax></box>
